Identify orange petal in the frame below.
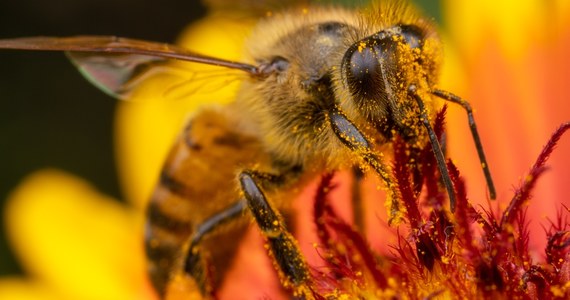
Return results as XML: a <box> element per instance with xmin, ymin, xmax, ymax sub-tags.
<box><xmin>441</xmin><ymin>1</ymin><xmax>570</xmax><ymax>252</ymax></box>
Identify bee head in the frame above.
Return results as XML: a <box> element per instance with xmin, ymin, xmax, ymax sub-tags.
<box><xmin>340</xmin><ymin>24</ymin><xmax>441</xmax><ymax>140</ymax></box>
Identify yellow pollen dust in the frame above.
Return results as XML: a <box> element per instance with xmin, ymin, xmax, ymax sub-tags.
<box><xmin>551</xmin><ymin>285</ymin><xmax>565</xmax><ymax>297</ymax></box>
<box><xmin>358</xmin><ymin>41</ymin><xmax>367</xmax><ymax>53</ymax></box>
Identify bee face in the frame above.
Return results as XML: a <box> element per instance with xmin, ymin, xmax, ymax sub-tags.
<box><xmin>339</xmin><ymin>23</ymin><xmax>443</xmax><ymax>140</ymax></box>
<box><xmin>236</xmin><ymin>6</ymin><xmax>443</xmax><ymax>166</ymax></box>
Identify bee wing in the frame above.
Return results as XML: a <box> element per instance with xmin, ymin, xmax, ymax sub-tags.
<box><xmin>0</xmin><ymin>36</ymin><xmax>258</xmax><ymax>100</ymax></box>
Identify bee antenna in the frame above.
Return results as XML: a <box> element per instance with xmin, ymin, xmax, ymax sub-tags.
<box><xmin>408</xmin><ymin>85</ymin><xmax>457</xmax><ymax>212</ymax></box>
<box><xmin>431</xmin><ymin>89</ymin><xmax>496</xmax><ymax>200</ymax></box>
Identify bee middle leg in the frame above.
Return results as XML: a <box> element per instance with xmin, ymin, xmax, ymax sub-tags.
<box><xmin>238</xmin><ymin>170</ymin><xmax>312</xmax><ymax>296</ymax></box>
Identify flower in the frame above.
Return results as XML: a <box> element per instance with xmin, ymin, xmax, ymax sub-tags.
<box><xmin>2</xmin><ymin>1</ymin><xmax>570</xmax><ymax>299</ymax></box>
<box><xmin>440</xmin><ymin>0</ymin><xmax>570</xmax><ymax>253</ymax></box>
<box><xmin>302</xmin><ymin>112</ymin><xmax>570</xmax><ymax>299</ymax></box>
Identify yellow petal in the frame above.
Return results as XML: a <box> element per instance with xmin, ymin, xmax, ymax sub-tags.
<box><xmin>115</xmin><ymin>12</ymin><xmax>257</xmax><ymax>209</ymax></box>
<box><xmin>4</xmin><ymin>169</ymin><xmax>155</xmax><ymax>300</ymax></box>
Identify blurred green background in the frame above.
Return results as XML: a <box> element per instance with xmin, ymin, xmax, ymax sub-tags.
<box><xmin>0</xmin><ymin>0</ymin><xmax>439</xmax><ymax>277</ymax></box>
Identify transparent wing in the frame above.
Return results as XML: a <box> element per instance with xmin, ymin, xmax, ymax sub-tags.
<box><xmin>66</xmin><ymin>52</ymin><xmax>168</xmax><ymax>99</ymax></box>
<box><xmin>0</xmin><ymin>36</ymin><xmax>258</xmax><ymax>100</ymax></box>
<box><xmin>160</xmin><ymin>68</ymin><xmax>246</xmax><ymax>101</ymax></box>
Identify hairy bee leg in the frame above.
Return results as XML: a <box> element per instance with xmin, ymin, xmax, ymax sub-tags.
<box><xmin>183</xmin><ymin>200</ymin><xmax>247</xmax><ymax>294</ymax></box>
<box><xmin>238</xmin><ymin>171</ymin><xmax>312</xmax><ymax>295</ymax></box>
<box><xmin>328</xmin><ymin>109</ymin><xmax>401</xmax><ymax>221</ymax></box>
<box><xmin>431</xmin><ymin>89</ymin><xmax>497</xmax><ymax>200</ymax></box>
<box><xmin>408</xmin><ymin>85</ymin><xmax>457</xmax><ymax>211</ymax></box>
<box><xmin>351</xmin><ymin>166</ymin><xmax>365</xmax><ymax>233</ymax></box>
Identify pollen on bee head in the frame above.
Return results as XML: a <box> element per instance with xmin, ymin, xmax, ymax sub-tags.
<box><xmin>357</xmin><ymin>41</ymin><xmax>367</xmax><ymax>53</ymax></box>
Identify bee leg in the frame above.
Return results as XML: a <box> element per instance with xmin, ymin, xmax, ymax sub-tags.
<box><xmin>408</xmin><ymin>85</ymin><xmax>457</xmax><ymax>211</ymax></box>
<box><xmin>238</xmin><ymin>170</ymin><xmax>313</xmax><ymax>297</ymax></box>
<box><xmin>431</xmin><ymin>89</ymin><xmax>496</xmax><ymax>200</ymax></box>
<box><xmin>183</xmin><ymin>200</ymin><xmax>247</xmax><ymax>295</ymax></box>
<box><xmin>328</xmin><ymin>109</ymin><xmax>402</xmax><ymax>223</ymax></box>
<box><xmin>351</xmin><ymin>165</ymin><xmax>365</xmax><ymax>233</ymax></box>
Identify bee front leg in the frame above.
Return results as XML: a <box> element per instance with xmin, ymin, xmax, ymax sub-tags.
<box><xmin>238</xmin><ymin>170</ymin><xmax>313</xmax><ymax>297</ymax></box>
<box><xmin>328</xmin><ymin>109</ymin><xmax>402</xmax><ymax>223</ymax></box>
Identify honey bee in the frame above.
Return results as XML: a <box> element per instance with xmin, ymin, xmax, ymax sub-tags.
<box><xmin>0</xmin><ymin>0</ymin><xmax>497</xmax><ymax>298</ymax></box>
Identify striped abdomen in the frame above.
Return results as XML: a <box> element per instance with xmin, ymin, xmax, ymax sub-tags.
<box><xmin>144</xmin><ymin>108</ymin><xmax>266</xmax><ymax>295</ymax></box>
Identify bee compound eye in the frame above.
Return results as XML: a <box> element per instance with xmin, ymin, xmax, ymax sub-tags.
<box><xmin>344</xmin><ymin>39</ymin><xmax>386</xmax><ymax>100</ymax></box>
